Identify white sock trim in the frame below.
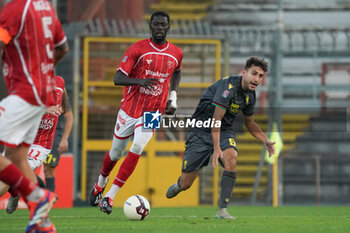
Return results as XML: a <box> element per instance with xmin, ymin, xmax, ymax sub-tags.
<box><xmin>105</xmin><ymin>184</ymin><xmax>121</xmax><ymax>200</ymax></box>
<box><xmin>97</xmin><ymin>175</ymin><xmax>108</xmax><ymax>188</ymax></box>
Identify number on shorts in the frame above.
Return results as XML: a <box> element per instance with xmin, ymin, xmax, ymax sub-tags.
<box><xmin>183</xmin><ymin>160</ymin><xmax>188</xmax><ymax>169</ymax></box>
<box><xmin>28</xmin><ymin>149</ymin><xmax>40</xmax><ymax>160</ymax></box>
<box><xmin>44</xmin><ymin>153</ymin><xmax>53</xmax><ymax>164</ymax></box>
<box><xmin>229</xmin><ymin>138</ymin><xmax>236</xmax><ymax>147</ymax></box>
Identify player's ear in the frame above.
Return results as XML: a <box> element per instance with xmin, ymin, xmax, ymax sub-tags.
<box><xmin>242</xmin><ymin>69</ymin><xmax>247</xmax><ymax>77</ymax></box>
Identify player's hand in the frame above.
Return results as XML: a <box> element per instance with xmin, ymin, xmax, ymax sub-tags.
<box><xmin>46</xmin><ymin>106</ymin><xmax>62</xmax><ymax>116</ymax></box>
<box><xmin>212</xmin><ymin>147</ymin><xmax>224</xmax><ymax>168</ymax></box>
<box><xmin>58</xmin><ymin>139</ymin><xmax>68</xmax><ymax>155</ymax></box>
<box><xmin>264</xmin><ymin>140</ymin><xmax>276</xmax><ymax>157</ymax></box>
<box><xmin>165</xmin><ymin>99</ymin><xmax>176</xmax><ymax>115</ymax></box>
<box><xmin>140</xmin><ymin>78</ymin><xmax>158</xmax><ymax>90</ymax></box>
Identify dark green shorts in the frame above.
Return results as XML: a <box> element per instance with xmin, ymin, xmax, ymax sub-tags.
<box><xmin>181</xmin><ymin>130</ymin><xmax>237</xmax><ymax>173</ymax></box>
<box><xmin>43</xmin><ymin>133</ymin><xmax>62</xmax><ymax>167</ymax></box>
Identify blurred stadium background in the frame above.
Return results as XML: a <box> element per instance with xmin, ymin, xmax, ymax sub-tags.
<box><xmin>0</xmin><ymin>0</ymin><xmax>350</xmax><ymax>208</ymax></box>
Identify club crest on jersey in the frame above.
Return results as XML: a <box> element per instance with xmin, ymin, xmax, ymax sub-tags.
<box><xmin>222</xmin><ymin>90</ymin><xmax>230</xmax><ymax>98</ymax></box>
<box><xmin>167</xmin><ymin>61</ymin><xmax>173</xmax><ymax>69</ymax></box>
<box><xmin>146</xmin><ymin>59</ymin><xmax>152</xmax><ymax>64</ymax></box>
<box><xmin>122</xmin><ymin>56</ymin><xmax>128</xmax><ymax>63</ymax></box>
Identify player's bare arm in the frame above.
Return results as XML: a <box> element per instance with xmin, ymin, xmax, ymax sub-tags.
<box><xmin>244</xmin><ymin>115</ymin><xmax>275</xmax><ymax>156</ymax></box>
<box><xmin>211</xmin><ymin>106</ymin><xmax>226</xmax><ymax>167</ymax></box>
<box><xmin>54</xmin><ymin>41</ymin><xmax>69</xmax><ymax>65</ymax></box>
<box><xmin>113</xmin><ymin>70</ymin><xmax>158</xmax><ymax>90</ymax></box>
<box><xmin>165</xmin><ymin>69</ymin><xmax>181</xmax><ymax>115</ymax></box>
<box><xmin>59</xmin><ymin>110</ymin><xmax>73</xmax><ymax>155</ymax></box>
<box><xmin>61</xmin><ymin>88</ymin><xmax>68</xmax><ymax>114</ymax></box>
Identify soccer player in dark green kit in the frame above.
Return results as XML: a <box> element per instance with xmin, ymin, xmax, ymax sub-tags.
<box><xmin>166</xmin><ymin>57</ymin><xmax>275</xmax><ymax>219</ymax></box>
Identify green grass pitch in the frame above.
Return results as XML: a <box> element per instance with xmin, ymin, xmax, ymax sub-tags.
<box><xmin>1</xmin><ymin>206</ymin><xmax>350</xmax><ymax>233</ymax></box>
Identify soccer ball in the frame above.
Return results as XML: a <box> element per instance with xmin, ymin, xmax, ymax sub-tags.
<box><xmin>123</xmin><ymin>195</ymin><xmax>150</xmax><ymax>220</ymax></box>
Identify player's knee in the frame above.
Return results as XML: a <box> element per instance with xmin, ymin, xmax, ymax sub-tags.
<box><xmin>109</xmin><ymin>148</ymin><xmax>124</xmax><ymax>160</ymax></box>
<box><xmin>225</xmin><ymin>158</ymin><xmax>237</xmax><ymax>171</ymax></box>
<box><xmin>130</xmin><ymin>143</ymin><xmax>145</xmax><ymax>155</ymax></box>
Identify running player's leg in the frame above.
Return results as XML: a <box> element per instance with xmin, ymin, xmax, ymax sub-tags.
<box><xmin>216</xmin><ymin>132</ymin><xmax>237</xmax><ymax>219</ymax></box>
<box><xmin>90</xmin><ymin>136</ymin><xmax>131</xmax><ymax>207</ymax></box>
<box><xmin>7</xmin><ymin>145</ymin><xmax>49</xmax><ymax>214</ymax></box>
<box><xmin>167</xmin><ymin>131</ymin><xmax>213</xmax><ymax>198</ymax></box>
<box><xmin>44</xmin><ymin>129</ymin><xmax>63</xmax><ymax>192</ymax></box>
<box><xmin>90</xmin><ymin>110</ymin><xmax>133</xmax><ymax>206</ymax></box>
<box><xmin>100</xmin><ymin>123</ymin><xmax>153</xmax><ymax>214</ymax></box>
<box><xmin>0</xmin><ymin>156</ymin><xmax>56</xmax><ymax>232</ymax></box>
<box><xmin>5</xmin><ymin>146</ymin><xmax>36</xmax><ymax>183</ymax></box>
<box><xmin>0</xmin><ymin>95</ymin><xmax>45</xmax><ymax>183</ymax></box>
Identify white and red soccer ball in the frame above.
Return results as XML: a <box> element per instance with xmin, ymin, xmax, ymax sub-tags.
<box><xmin>123</xmin><ymin>195</ymin><xmax>150</xmax><ymax>220</ymax></box>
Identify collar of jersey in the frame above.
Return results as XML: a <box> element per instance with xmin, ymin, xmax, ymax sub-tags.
<box><xmin>149</xmin><ymin>38</ymin><xmax>169</xmax><ymax>52</ymax></box>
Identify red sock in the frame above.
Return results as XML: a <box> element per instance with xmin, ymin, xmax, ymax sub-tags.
<box><xmin>113</xmin><ymin>151</ymin><xmax>140</xmax><ymax>187</ymax></box>
<box><xmin>100</xmin><ymin>151</ymin><xmax>118</xmax><ymax>177</ymax></box>
<box><xmin>0</xmin><ymin>164</ymin><xmax>36</xmax><ymax>198</ymax></box>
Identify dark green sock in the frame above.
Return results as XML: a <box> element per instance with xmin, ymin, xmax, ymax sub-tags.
<box><xmin>45</xmin><ymin>177</ymin><xmax>56</xmax><ymax>192</ymax></box>
<box><xmin>36</xmin><ymin>175</ymin><xmax>46</xmax><ymax>188</ymax></box>
<box><xmin>219</xmin><ymin>171</ymin><xmax>236</xmax><ymax>208</ymax></box>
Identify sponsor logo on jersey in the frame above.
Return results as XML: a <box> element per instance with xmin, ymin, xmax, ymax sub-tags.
<box><xmin>228</xmin><ymin>103</ymin><xmax>240</xmax><ymax>113</ymax></box>
<box><xmin>143</xmin><ymin>111</ymin><xmax>161</xmax><ymax>129</ymax></box>
<box><xmin>145</xmin><ymin>69</ymin><xmax>169</xmax><ymax>78</ymax></box>
<box><xmin>139</xmin><ymin>86</ymin><xmax>163</xmax><ymax>96</ymax></box>
<box><xmin>41</xmin><ymin>62</ymin><xmax>54</xmax><ymax>74</ymax></box>
<box><xmin>39</xmin><ymin>118</ymin><xmax>54</xmax><ymax>130</ymax></box>
<box><xmin>146</xmin><ymin>59</ymin><xmax>152</xmax><ymax>64</ymax></box>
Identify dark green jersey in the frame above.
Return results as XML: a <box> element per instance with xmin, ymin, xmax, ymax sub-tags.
<box><xmin>192</xmin><ymin>75</ymin><xmax>256</xmax><ymax>132</ymax></box>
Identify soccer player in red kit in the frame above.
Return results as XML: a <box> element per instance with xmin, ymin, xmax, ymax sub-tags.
<box><xmin>2</xmin><ymin>76</ymin><xmax>68</xmax><ymax>214</ymax></box>
<box><xmin>0</xmin><ymin>0</ymin><xmax>68</xmax><ymax>232</ymax></box>
<box><xmin>90</xmin><ymin>11</ymin><xmax>183</xmax><ymax>215</ymax></box>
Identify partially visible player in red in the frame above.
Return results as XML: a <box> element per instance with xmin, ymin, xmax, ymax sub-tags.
<box><xmin>0</xmin><ymin>0</ymin><xmax>68</xmax><ymax>232</ymax></box>
<box><xmin>27</xmin><ymin>76</ymin><xmax>67</xmax><ymax>170</ymax></box>
<box><xmin>3</xmin><ymin>75</ymin><xmax>68</xmax><ymax>214</ymax></box>
<box><xmin>90</xmin><ymin>11</ymin><xmax>183</xmax><ymax>215</ymax></box>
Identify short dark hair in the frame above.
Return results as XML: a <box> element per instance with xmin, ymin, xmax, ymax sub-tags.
<box><xmin>150</xmin><ymin>11</ymin><xmax>170</xmax><ymax>24</ymax></box>
<box><xmin>245</xmin><ymin>56</ymin><xmax>269</xmax><ymax>72</ymax></box>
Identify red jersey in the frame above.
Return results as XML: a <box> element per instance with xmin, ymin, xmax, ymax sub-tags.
<box><xmin>0</xmin><ymin>0</ymin><xmax>67</xmax><ymax>107</ymax></box>
<box><xmin>117</xmin><ymin>38</ymin><xmax>183</xmax><ymax>118</ymax></box>
<box><xmin>34</xmin><ymin>76</ymin><xmax>65</xmax><ymax>149</ymax></box>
